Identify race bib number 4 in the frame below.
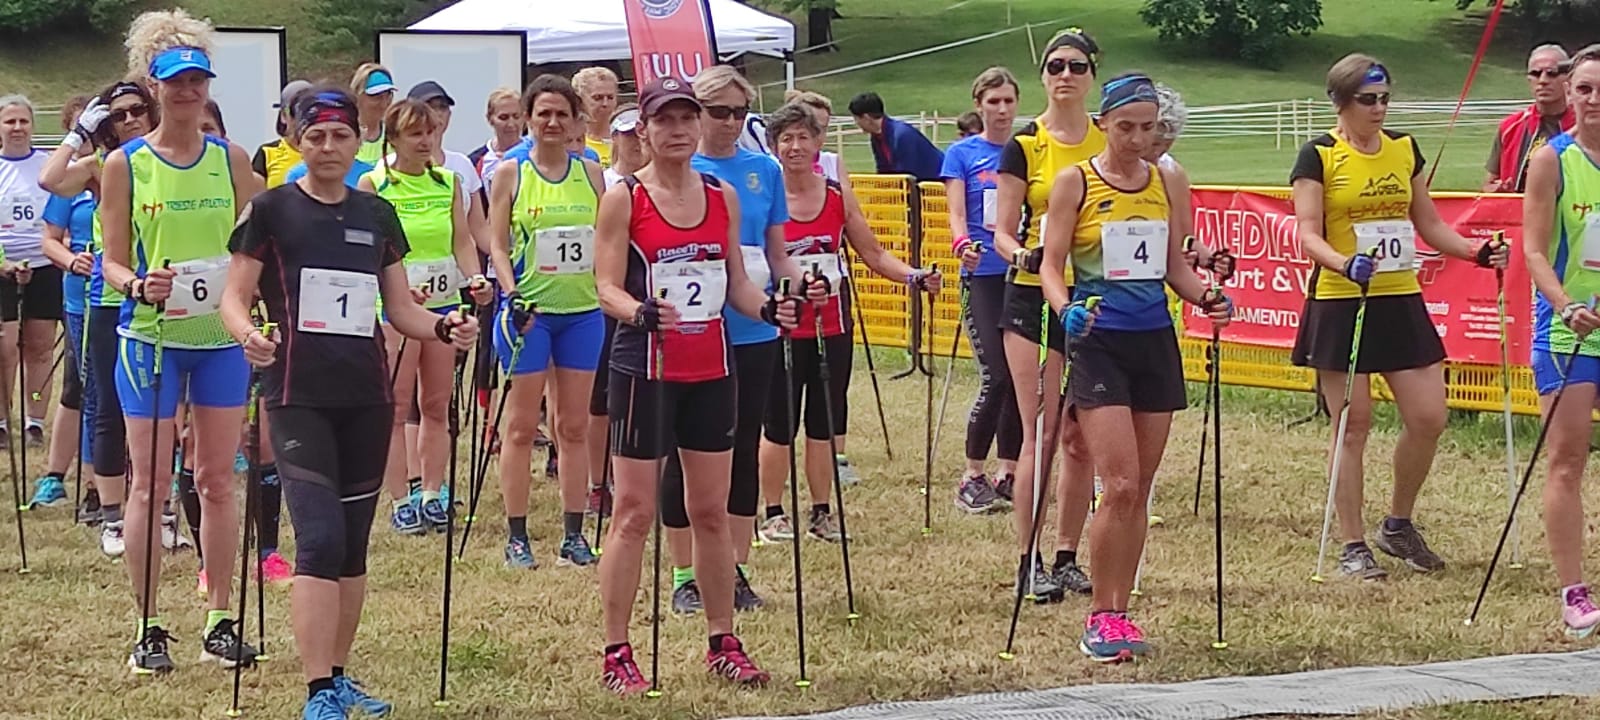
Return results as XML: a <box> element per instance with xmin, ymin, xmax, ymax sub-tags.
<box><xmin>1354</xmin><ymin>220</ymin><xmax>1417</xmax><ymax>273</ymax></box>
<box><xmin>165</xmin><ymin>256</ymin><xmax>228</xmax><ymax>319</ymax></box>
<box><xmin>650</xmin><ymin>260</ymin><xmax>728</xmax><ymax>324</ymax></box>
<box><xmin>795</xmin><ymin>252</ymin><xmax>845</xmax><ymax>296</ymax></box>
<box><xmin>534</xmin><ymin>225</ymin><xmax>595</xmax><ymax>275</ymax></box>
<box><xmin>405</xmin><ymin>258</ymin><xmax>462</xmax><ymax>304</ymax></box>
<box><xmin>299</xmin><ymin>268</ymin><xmax>378</xmax><ymax>337</ymax></box>
<box><xmin>740</xmin><ymin>246</ymin><xmax>771</xmax><ymax>292</ymax></box>
<box><xmin>1101</xmin><ymin>220</ymin><xmax>1169</xmax><ymax>281</ymax></box>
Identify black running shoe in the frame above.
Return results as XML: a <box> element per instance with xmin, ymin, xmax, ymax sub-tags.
<box><xmin>76</xmin><ymin>489</ymin><xmax>102</xmax><ymax>526</ymax></box>
<box><xmin>1374</xmin><ymin>520</ymin><xmax>1445</xmax><ymax>573</ymax></box>
<box><xmin>672</xmin><ymin>580</ymin><xmax>704</xmax><ymax>615</ymax></box>
<box><xmin>1016</xmin><ymin>559</ymin><xmax>1063</xmax><ymax>604</ymax></box>
<box><xmin>24</xmin><ymin>424</ymin><xmax>43</xmax><ymax>448</ymax></box>
<box><xmin>200</xmin><ymin>618</ymin><xmax>259</xmax><ymax>668</ymax></box>
<box><xmin>128</xmin><ymin>626</ymin><xmax>177</xmax><ymax>675</ymax></box>
<box><xmin>733</xmin><ymin>567</ymin><xmax>764</xmax><ymax>612</ymax></box>
<box><xmin>993</xmin><ymin>473</ymin><xmax>1015</xmax><ymax>505</ymax></box>
<box><xmin>1053</xmin><ymin>561</ymin><xmax>1093</xmax><ymax>595</ymax></box>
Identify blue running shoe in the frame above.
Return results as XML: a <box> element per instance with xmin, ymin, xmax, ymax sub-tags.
<box><xmin>28</xmin><ymin>476</ymin><xmax>66</xmax><ymax>508</ymax></box>
<box><xmin>390</xmin><ymin>501</ymin><xmax>424</xmax><ymax>536</ymax></box>
<box><xmin>505</xmin><ymin>536</ymin><xmax>537</xmax><ymax>569</ymax></box>
<box><xmin>303</xmin><ymin>688</ymin><xmax>347</xmax><ymax>720</ymax></box>
<box><xmin>559</xmin><ymin>532</ymin><xmax>596</xmax><ymax>567</ymax></box>
<box><xmin>1079</xmin><ymin>611</ymin><xmax>1144</xmax><ymax>663</ymax></box>
<box><xmin>420</xmin><ymin>498</ymin><xmax>449</xmax><ymax>532</ymax></box>
<box><xmin>335</xmin><ymin>675</ymin><xmax>391</xmax><ymax>717</ymax></box>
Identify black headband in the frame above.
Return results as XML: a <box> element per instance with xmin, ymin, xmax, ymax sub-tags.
<box><xmin>106</xmin><ymin>82</ymin><xmax>143</xmax><ymax>103</ymax></box>
<box><xmin>293</xmin><ymin>91</ymin><xmax>360</xmax><ymax>137</ymax></box>
<box><xmin>1042</xmin><ymin>27</ymin><xmax>1100</xmax><ymax>75</ymax></box>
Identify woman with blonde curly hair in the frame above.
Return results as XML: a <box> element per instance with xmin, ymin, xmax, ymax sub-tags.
<box><xmin>100</xmin><ymin>8</ymin><xmax>263</xmax><ymax>675</ymax></box>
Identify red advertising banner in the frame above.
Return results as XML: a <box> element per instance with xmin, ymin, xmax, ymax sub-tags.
<box><xmin>1182</xmin><ymin>188</ymin><xmax>1530</xmax><ymax>365</ymax></box>
<box><xmin>622</xmin><ymin>0</ymin><xmax>719</xmax><ymax>86</ymax></box>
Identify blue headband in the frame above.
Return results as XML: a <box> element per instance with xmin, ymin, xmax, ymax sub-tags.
<box><xmin>1099</xmin><ymin>75</ymin><xmax>1159</xmax><ymax>116</ymax></box>
<box><xmin>149</xmin><ymin>46</ymin><xmax>215</xmax><ymax>81</ymax></box>
<box><xmin>1364</xmin><ymin>63</ymin><xmax>1390</xmax><ymax>86</ymax></box>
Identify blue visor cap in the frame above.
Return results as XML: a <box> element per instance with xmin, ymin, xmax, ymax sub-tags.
<box><xmin>364</xmin><ymin>70</ymin><xmax>398</xmax><ymax>95</ymax></box>
<box><xmin>149</xmin><ymin>46</ymin><xmax>216</xmax><ymax>81</ymax></box>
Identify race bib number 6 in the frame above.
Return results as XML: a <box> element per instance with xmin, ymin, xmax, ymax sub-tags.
<box><xmin>1101</xmin><ymin>220</ymin><xmax>1169</xmax><ymax>281</ymax></box>
<box><xmin>164</xmin><ymin>256</ymin><xmax>229</xmax><ymax>319</ymax></box>
<box><xmin>650</xmin><ymin>260</ymin><xmax>728</xmax><ymax>324</ymax></box>
<box><xmin>1354</xmin><ymin>220</ymin><xmax>1417</xmax><ymax>273</ymax></box>
<box><xmin>299</xmin><ymin>268</ymin><xmax>378</xmax><ymax>337</ymax></box>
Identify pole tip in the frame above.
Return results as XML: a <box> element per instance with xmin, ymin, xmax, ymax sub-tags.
<box><xmin>920</xmin><ymin>527</ymin><xmax>932</xmax><ymax>537</ymax></box>
<box><xmin>1130</xmin><ymin>589</ymin><xmax>1143</xmax><ymax>597</ymax></box>
<box><xmin>255</xmin><ymin>654</ymin><xmax>271</xmax><ymax>662</ymax></box>
<box><xmin>1210</xmin><ymin>641</ymin><xmax>1229</xmax><ymax>650</ymax></box>
<box><xmin>1309</xmin><ymin>575</ymin><xmax>1324</xmax><ymax>584</ymax></box>
<box><xmin>795</xmin><ymin>680</ymin><xmax>812</xmax><ymax>689</ymax></box>
<box><xmin>1463</xmin><ymin>618</ymin><xmax>1475</xmax><ymax>626</ymax></box>
<box><xmin>847</xmin><ymin>612</ymin><xmax>861</xmax><ymax>623</ymax></box>
<box><xmin>645</xmin><ymin>690</ymin><xmax>664</xmax><ymax>699</ymax></box>
<box><xmin>433</xmin><ymin>700</ymin><xmax>452</xmax><ymax>709</ymax></box>
<box><xmin>1509</xmin><ymin>562</ymin><xmax>1525</xmax><ymax>570</ymax></box>
<box><xmin>224</xmin><ymin>710</ymin><xmax>243</xmax><ymax>718</ymax></box>
<box><xmin>997</xmin><ymin>652</ymin><xmax>1016</xmax><ymax>661</ymax></box>
<box><xmin>17</xmin><ymin>567</ymin><xmax>30</xmax><ymax>575</ymax></box>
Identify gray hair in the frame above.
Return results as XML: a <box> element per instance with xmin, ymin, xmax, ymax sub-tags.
<box><xmin>1155</xmin><ymin>83</ymin><xmax>1186</xmax><ymax>140</ymax></box>
<box><xmin>0</xmin><ymin>94</ymin><xmax>34</xmax><ymax>118</ymax></box>
<box><xmin>765</xmin><ymin>102</ymin><xmax>824</xmax><ymax>148</ymax></box>
<box><xmin>1530</xmin><ymin>43</ymin><xmax>1569</xmax><ymax>65</ymax></box>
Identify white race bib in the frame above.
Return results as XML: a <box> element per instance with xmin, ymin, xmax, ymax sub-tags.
<box><xmin>1</xmin><ymin>193</ymin><xmax>41</xmax><ymax>233</ymax></box>
<box><xmin>1584</xmin><ymin>215</ymin><xmax>1600</xmax><ymax>271</ymax></box>
<box><xmin>981</xmin><ymin>188</ymin><xmax>997</xmax><ymax>232</ymax></box>
<box><xmin>650</xmin><ymin>260</ymin><xmax>727</xmax><ymax>324</ymax></box>
<box><xmin>405</xmin><ymin>258</ymin><xmax>463</xmax><ymax>305</ymax></box>
<box><xmin>533</xmin><ymin>225</ymin><xmax>595</xmax><ymax>275</ymax></box>
<box><xmin>165</xmin><ymin>256</ymin><xmax>228</xmax><ymax>319</ymax></box>
<box><xmin>740</xmin><ymin>246</ymin><xmax>771</xmax><ymax>292</ymax></box>
<box><xmin>1100</xmin><ymin>220</ymin><xmax>1169</xmax><ymax>281</ymax></box>
<box><xmin>1354</xmin><ymin>220</ymin><xmax>1417</xmax><ymax>273</ymax></box>
<box><xmin>795</xmin><ymin>252</ymin><xmax>845</xmax><ymax>297</ymax></box>
<box><xmin>298</xmin><ymin>268</ymin><xmax>378</xmax><ymax>337</ymax></box>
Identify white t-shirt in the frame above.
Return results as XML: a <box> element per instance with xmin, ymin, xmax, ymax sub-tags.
<box><xmin>738</xmin><ymin>114</ymin><xmax>772</xmax><ymax>156</ymax></box>
<box><xmin>0</xmin><ymin>150</ymin><xmax>49</xmax><ymax>266</ymax></box>
<box><xmin>816</xmin><ymin>151</ymin><xmax>842</xmax><ymax>183</ymax></box>
<box><xmin>603</xmin><ymin>167</ymin><xmax>626</xmax><ymax>190</ymax></box>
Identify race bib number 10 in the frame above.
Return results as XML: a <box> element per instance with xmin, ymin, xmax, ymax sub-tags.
<box><xmin>1354</xmin><ymin>220</ymin><xmax>1417</xmax><ymax>273</ymax></box>
<box><xmin>164</xmin><ymin>256</ymin><xmax>229</xmax><ymax>319</ymax></box>
<box><xmin>650</xmin><ymin>260</ymin><xmax>728</xmax><ymax>324</ymax></box>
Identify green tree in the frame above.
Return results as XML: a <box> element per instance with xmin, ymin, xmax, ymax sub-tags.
<box><xmin>761</xmin><ymin>0</ymin><xmax>840</xmax><ymax>51</ymax></box>
<box><xmin>0</xmin><ymin>0</ymin><xmax>135</xmax><ymax>35</ymax></box>
<box><xmin>311</xmin><ymin>0</ymin><xmax>452</xmax><ymax>56</ymax></box>
<box><xmin>1455</xmin><ymin>0</ymin><xmax>1600</xmax><ymax>32</ymax></box>
<box><xmin>1139</xmin><ymin>0</ymin><xmax>1323</xmax><ymax>66</ymax></box>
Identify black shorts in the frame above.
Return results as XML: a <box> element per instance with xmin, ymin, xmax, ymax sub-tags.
<box><xmin>1291</xmin><ymin>293</ymin><xmax>1445</xmax><ymax>374</ymax></box>
<box><xmin>763</xmin><ymin>334</ymin><xmax>852</xmax><ymax>443</ymax></box>
<box><xmin>269</xmin><ymin>403</ymin><xmax>391</xmax><ymax>580</ymax></box>
<box><xmin>590</xmin><ymin>315</ymin><xmax>617</xmax><ymax>417</ymax></box>
<box><xmin>1001</xmin><ymin>282</ymin><xmax>1065</xmax><ymax>353</ymax></box>
<box><xmin>608</xmin><ymin>372</ymin><xmax>736</xmax><ymax>459</ymax></box>
<box><xmin>1068</xmin><ymin>328</ymin><xmax>1187</xmax><ymax>413</ymax></box>
<box><xmin>0</xmin><ymin>266</ymin><xmax>64</xmax><ymax>322</ymax></box>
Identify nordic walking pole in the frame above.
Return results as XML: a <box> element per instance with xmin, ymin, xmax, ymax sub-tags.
<box><xmin>593</xmin><ymin>423</ymin><xmax>611</xmax><ymax>555</ymax></box>
<box><xmin>1207</xmin><ymin>301</ymin><xmax>1228</xmax><ymax>650</ymax></box>
<box><xmin>843</xmin><ymin>244</ymin><xmax>892</xmax><ymax>459</ymax></box>
<box><xmin>4</xmin><ymin>272</ymin><xmax>26</xmax><ymax>571</ymax></box>
<box><xmin>1312</xmin><ymin>250</ymin><xmax>1377</xmax><ymax>583</ymax></box>
<box><xmin>929</xmin><ymin>270</ymin><xmax>974</xmax><ymax>468</ymax></box>
<box><xmin>437</xmin><ymin>312</ymin><xmax>470</xmax><ymax>708</ymax></box>
<box><xmin>776</xmin><ymin>278</ymin><xmax>811</xmax><ymax>686</ymax></box>
<box><xmin>1493</xmin><ymin>232</ymin><xmax>1523</xmax><ymax>569</ymax></box>
<box><xmin>813</xmin><ymin>264</ymin><xmax>858</xmax><ymax>621</ymax></box>
<box><xmin>1469</xmin><ymin>335</ymin><xmax>1589</xmax><ymax>625</ymax></box>
<box><xmin>922</xmin><ymin>264</ymin><xmax>939</xmax><ymax>536</ymax></box>
<box><xmin>134</xmin><ymin>259</ymin><xmax>170</xmax><ymax>666</ymax></box>
<box><xmin>458</xmin><ymin>300</ymin><xmax>529</xmax><ymax>559</ymax></box>
<box><xmin>646</xmin><ymin>290</ymin><xmax>668</xmax><ymax>700</ymax></box>
<box><xmin>228</xmin><ymin>349</ymin><xmax>268</xmax><ymax>718</ymax></box>
<box><xmin>17</xmin><ymin>261</ymin><xmax>30</xmax><ymax>513</ymax></box>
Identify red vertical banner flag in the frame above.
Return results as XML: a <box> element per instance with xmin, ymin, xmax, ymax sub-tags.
<box><xmin>622</xmin><ymin>0</ymin><xmax>720</xmax><ymax>85</ymax></box>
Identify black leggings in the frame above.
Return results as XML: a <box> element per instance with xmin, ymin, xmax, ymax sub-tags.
<box><xmin>661</xmin><ymin>340</ymin><xmax>776</xmax><ymax>528</ymax></box>
<box><xmin>965</xmin><ymin>274</ymin><xmax>1021</xmax><ymax>463</ymax></box>
<box><xmin>269</xmin><ymin>404</ymin><xmax>391</xmax><ymax>581</ymax></box>
<box><xmin>87</xmin><ymin>305</ymin><xmax>126</xmax><ymax>477</ymax></box>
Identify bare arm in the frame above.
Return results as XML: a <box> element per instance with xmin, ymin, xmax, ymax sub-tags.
<box><xmin>1160</xmin><ymin>164</ymin><xmax>1208</xmax><ymax>305</ymax></box>
<box><xmin>595</xmin><ymin>182</ymin><xmax>641</xmax><ymax>323</ymax></box>
<box><xmin>993</xmin><ymin>173</ymin><xmax>1027</xmax><ymax>261</ymax></box>
<box><xmin>41</xmin><ymin>222</ymin><xmax>77</xmax><ymax>273</ymax></box>
<box><xmin>356</xmin><ymin>175</ymin><xmax>376</xmax><ymax>194</ymax></box>
<box><xmin>39</xmin><ymin>146</ymin><xmax>99</xmax><ymax>197</ymax></box>
<box><xmin>229</xmin><ymin>144</ymin><xmax>263</xmax><ymax>214</ymax></box>
<box><xmin>1040</xmin><ymin>167</ymin><xmax>1082</xmax><ymax>314</ymax></box>
<box><xmin>944</xmin><ymin>178</ymin><xmax>969</xmax><ymax>239</ymax></box>
<box><xmin>449</xmin><ymin>173</ymin><xmax>478</xmax><ymax>282</ymax></box>
<box><xmin>1291</xmin><ymin>178</ymin><xmax>1346</xmax><ymax>274</ymax></box>
<box><xmin>1522</xmin><ymin>146</ymin><xmax>1569</xmax><ymax>307</ymax></box>
<box><xmin>1482</xmin><ymin>172</ymin><xmax>1503</xmax><ymax>193</ymax></box>
<box><xmin>765</xmin><ymin>221</ymin><xmax>802</xmax><ymax>291</ymax></box>
<box><xmin>100</xmin><ymin>150</ymin><xmax>137</xmax><ymax>293</ymax></box>
<box><xmin>1409</xmin><ymin>171</ymin><xmax>1477</xmax><ymax>261</ymax></box>
<box><xmin>381</xmin><ymin>262</ymin><xmax>457</xmax><ymax>341</ymax></box>
<box><xmin>221</xmin><ymin>251</ymin><xmax>265</xmax><ymax>343</ymax></box>
<box><xmin>487</xmin><ymin>160</ymin><xmax>519</xmax><ymax>295</ymax></box>
<box><xmin>720</xmin><ymin>185</ymin><xmax>769</xmax><ymax>320</ymax></box>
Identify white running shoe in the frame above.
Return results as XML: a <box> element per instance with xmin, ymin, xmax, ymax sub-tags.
<box><xmin>1563</xmin><ymin>584</ymin><xmax>1600</xmax><ymax>639</ymax></box>
<box><xmin>101</xmin><ymin>520</ymin><xmax>126</xmax><ymax>558</ymax></box>
<box><xmin>161</xmin><ymin>513</ymin><xmax>193</xmax><ymax>552</ymax></box>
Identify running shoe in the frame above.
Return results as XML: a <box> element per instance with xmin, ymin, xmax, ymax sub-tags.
<box><xmin>808</xmin><ymin>509</ymin><xmax>842</xmax><ymax>542</ymax></box>
<box><xmin>1564</xmin><ymin>585</ymin><xmax>1600</xmax><ymax>639</ymax></box>
<box><xmin>1339</xmin><ymin>543</ymin><xmax>1389</xmax><ymax>581</ymax></box>
<box><xmin>1374</xmin><ymin>520</ymin><xmax>1445</xmax><ymax>573</ymax></box>
<box><xmin>302</xmin><ymin>688</ymin><xmax>345</xmax><ymax>720</ymax></box>
<box><xmin>734</xmin><ymin>567</ymin><xmax>764</xmax><ymax>611</ymax></box>
<box><xmin>257</xmin><ymin>551</ymin><xmax>294</xmax><ymax>585</ymax></box>
<box><xmin>128</xmin><ymin>625</ymin><xmax>177</xmax><ymax>674</ymax></box>
<box><xmin>758</xmin><ymin>514</ymin><xmax>794</xmax><ymax>543</ymax></box>
<box><xmin>504</xmin><ymin>537</ymin><xmax>537</xmax><ymax>570</ymax></box>
<box><xmin>672</xmin><ymin>579</ymin><xmax>704</xmax><ymax>615</ymax></box>
<box><xmin>161</xmin><ymin>512</ymin><xmax>192</xmax><ymax>551</ymax></box>
<box><xmin>335</xmin><ymin>674</ymin><xmax>392</xmax><ymax>717</ymax></box>
<box><xmin>233</xmin><ymin>451</ymin><xmax>248</xmax><ymax>475</ymax></box>
<box><xmin>1017</xmin><ymin>558</ymin><xmax>1062</xmax><ymax>603</ymax></box>
<box><xmin>993</xmin><ymin>473</ymin><xmax>1015</xmax><ymax>505</ymax></box>
<box><xmin>28</xmin><ymin>476</ymin><xmax>66</xmax><ymax>508</ymax></box>
<box><xmin>601</xmin><ymin>644</ymin><xmax>651</xmax><ymax>696</ymax></box>
<box><xmin>24</xmin><ymin>424</ymin><xmax>43</xmax><ymax>448</ymax></box>
<box><xmin>419</xmin><ymin>498</ymin><xmax>450</xmax><ymax>533</ymax></box>
<box><xmin>706</xmin><ymin>635</ymin><xmax>769</xmax><ymax>686</ymax></box>
<box><xmin>101</xmin><ymin>520</ymin><xmax>125</xmax><ymax>558</ymax></box>
<box><xmin>559</xmin><ymin>532</ymin><xmax>597</xmax><ymax>567</ymax></box>
<box><xmin>1148</xmin><ymin>514</ymin><xmax>1165</xmax><ymax>528</ymax></box>
<box><xmin>835</xmin><ymin>456</ymin><xmax>862</xmax><ymax>486</ymax></box>
<box><xmin>200</xmin><ymin>618</ymin><xmax>259</xmax><ymax>668</ymax></box>
<box><xmin>390</xmin><ymin>501</ymin><xmax>424</xmax><ymax>536</ymax></box>
<box><xmin>1053</xmin><ymin>561</ymin><xmax>1093</xmax><ymax>595</ymax></box>
<box><xmin>1079</xmin><ymin>611</ymin><xmax>1141</xmax><ymax>663</ymax></box>
<box><xmin>586</xmin><ymin>484</ymin><xmax>613</xmax><ymax>518</ymax></box>
<box><xmin>76</xmin><ymin>489</ymin><xmax>102</xmax><ymax>525</ymax></box>
<box><xmin>954</xmin><ymin>474</ymin><xmax>1000</xmax><ymax>514</ymax></box>
<box><xmin>0</xmin><ymin>427</ymin><xmax>10</xmax><ymax>451</ymax></box>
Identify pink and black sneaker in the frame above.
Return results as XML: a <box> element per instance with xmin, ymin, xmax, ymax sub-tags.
<box><xmin>706</xmin><ymin>635</ymin><xmax>769</xmax><ymax>686</ymax></box>
<box><xmin>601</xmin><ymin>644</ymin><xmax>651</xmax><ymax>696</ymax></box>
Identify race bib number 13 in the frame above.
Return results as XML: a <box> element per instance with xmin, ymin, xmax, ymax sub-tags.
<box><xmin>650</xmin><ymin>260</ymin><xmax>728</xmax><ymax>324</ymax></box>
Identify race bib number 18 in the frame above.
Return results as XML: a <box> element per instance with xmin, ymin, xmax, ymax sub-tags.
<box><xmin>405</xmin><ymin>258</ymin><xmax>462</xmax><ymax>304</ymax></box>
<box><xmin>650</xmin><ymin>260</ymin><xmax>728</xmax><ymax>324</ymax></box>
<box><xmin>164</xmin><ymin>256</ymin><xmax>229</xmax><ymax>319</ymax></box>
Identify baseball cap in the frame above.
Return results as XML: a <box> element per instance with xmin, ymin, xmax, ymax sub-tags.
<box><xmin>407</xmin><ymin>81</ymin><xmax>455</xmax><ymax>106</ymax></box>
<box><xmin>362</xmin><ymin>70</ymin><xmax>397</xmax><ymax>96</ymax></box>
<box><xmin>610</xmin><ymin>106</ymin><xmax>640</xmax><ymax>134</ymax></box>
<box><xmin>638</xmin><ymin>77</ymin><xmax>700</xmax><ymax>117</ymax></box>
<box><xmin>275</xmin><ymin>80</ymin><xmax>313</xmax><ymax>109</ymax></box>
<box><xmin>149</xmin><ymin>46</ymin><xmax>216</xmax><ymax>82</ymax></box>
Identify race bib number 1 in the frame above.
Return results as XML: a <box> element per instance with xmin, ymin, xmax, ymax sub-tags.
<box><xmin>299</xmin><ymin>268</ymin><xmax>378</xmax><ymax>337</ymax></box>
<box><xmin>651</xmin><ymin>260</ymin><xmax>728</xmax><ymax>324</ymax></box>
<box><xmin>164</xmin><ymin>256</ymin><xmax>229</xmax><ymax>319</ymax></box>
<box><xmin>1354</xmin><ymin>220</ymin><xmax>1417</xmax><ymax>273</ymax></box>
<box><xmin>1100</xmin><ymin>220</ymin><xmax>1169</xmax><ymax>281</ymax></box>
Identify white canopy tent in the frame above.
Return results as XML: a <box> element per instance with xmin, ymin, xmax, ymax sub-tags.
<box><xmin>409</xmin><ymin>0</ymin><xmax>796</xmax><ymax>87</ymax></box>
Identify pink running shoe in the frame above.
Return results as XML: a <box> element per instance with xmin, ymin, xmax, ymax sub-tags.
<box><xmin>197</xmin><ymin>569</ymin><xmax>208</xmax><ymax>598</ymax></box>
<box><xmin>257</xmin><ymin>552</ymin><xmax>294</xmax><ymax>585</ymax></box>
<box><xmin>706</xmin><ymin>635</ymin><xmax>769</xmax><ymax>686</ymax></box>
<box><xmin>601</xmin><ymin>644</ymin><xmax>651</xmax><ymax>696</ymax></box>
<box><xmin>1563</xmin><ymin>584</ymin><xmax>1600</xmax><ymax>639</ymax></box>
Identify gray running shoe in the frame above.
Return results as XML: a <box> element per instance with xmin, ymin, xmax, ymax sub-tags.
<box><xmin>955</xmin><ymin>474</ymin><xmax>1000</xmax><ymax>514</ymax></box>
<box><xmin>733</xmin><ymin>567</ymin><xmax>764</xmax><ymax>612</ymax></box>
<box><xmin>1053</xmin><ymin>561</ymin><xmax>1093</xmax><ymax>595</ymax></box>
<box><xmin>758</xmin><ymin>514</ymin><xmax>794</xmax><ymax>543</ymax></box>
<box><xmin>1339</xmin><ymin>543</ymin><xmax>1389</xmax><ymax>581</ymax></box>
<box><xmin>993</xmin><ymin>473</ymin><xmax>1015</xmax><ymax>506</ymax></box>
<box><xmin>808</xmin><ymin>509</ymin><xmax>842</xmax><ymax>542</ymax></box>
<box><xmin>672</xmin><ymin>579</ymin><xmax>704</xmax><ymax>615</ymax></box>
<box><xmin>1374</xmin><ymin>520</ymin><xmax>1445</xmax><ymax>573</ymax></box>
<box><xmin>835</xmin><ymin>456</ymin><xmax>862</xmax><ymax>486</ymax></box>
<box><xmin>1016</xmin><ymin>558</ymin><xmax>1062</xmax><ymax>603</ymax></box>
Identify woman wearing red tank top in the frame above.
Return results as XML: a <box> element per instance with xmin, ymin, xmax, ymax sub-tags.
<box><xmin>592</xmin><ymin>77</ymin><xmax>798</xmax><ymax>695</ymax></box>
<box><xmin>756</xmin><ymin>102</ymin><xmax>941</xmax><ymax>540</ymax></box>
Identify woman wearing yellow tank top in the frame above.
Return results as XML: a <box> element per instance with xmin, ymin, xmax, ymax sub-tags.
<box><xmin>358</xmin><ymin>101</ymin><xmax>492</xmax><ymax>536</ymax></box>
<box><xmin>99</xmin><ymin>9</ymin><xmax>264</xmax><ymax>674</ymax></box>
<box><xmin>991</xmin><ymin>28</ymin><xmax>1104</xmax><ymax>602</ymax></box>
<box><xmin>1291</xmin><ymin>54</ymin><xmax>1507</xmax><ymax>581</ymax></box>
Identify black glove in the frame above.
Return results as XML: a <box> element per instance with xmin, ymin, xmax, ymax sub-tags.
<box><xmin>632</xmin><ymin>297</ymin><xmax>662</xmax><ymax>331</ymax></box>
<box><xmin>760</xmin><ymin>294</ymin><xmax>799</xmax><ymax>327</ymax></box>
<box><xmin>803</xmin><ymin>268</ymin><xmax>832</xmax><ymax>298</ymax></box>
<box><xmin>1010</xmin><ymin>246</ymin><xmax>1043</xmax><ymax>274</ymax></box>
<box><xmin>433</xmin><ymin>315</ymin><xmax>458</xmax><ymax>343</ymax></box>
<box><xmin>506</xmin><ymin>293</ymin><xmax>535</xmax><ymax>333</ymax></box>
<box><xmin>1207</xmin><ymin>248</ymin><xmax>1237</xmax><ymax>282</ymax></box>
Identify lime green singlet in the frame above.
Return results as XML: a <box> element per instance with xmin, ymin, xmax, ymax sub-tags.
<box><xmin>366</xmin><ymin>164</ymin><xmax>461</xmax><ymax>310</ymax></box>
<box><xmin>122</xmin><ymin>136</ymin><xmax>237</xmax><ymax>348</ymax></box>
<box><xmin>510</xmin><ymin>156</ymin><xmax>599</xmax><ymax>314</ymax></box>
<box><xmin>1540</xmin><ymin>133</ymin><xmax>1600</xmax><ymax>356</ymax></box>
<box><xmin>357</xmin><ymin>132</ymin><xmax>385</xmax><ymax>167</ymax></box>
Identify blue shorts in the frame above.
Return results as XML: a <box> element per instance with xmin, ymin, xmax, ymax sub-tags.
<box><xmin>1531</xmin><ymin>348</ymin><xmax>1600</xmax><ymax>396</ymax></box>
<box><xmin>116</xmin><ymin>338</ymin><xmax>249</xmax><ymax>419</ymax></box>
<box><xmin>495</xmin><ymin>306</ymin><xmax>604</xmax><ymax>375</ymax></box>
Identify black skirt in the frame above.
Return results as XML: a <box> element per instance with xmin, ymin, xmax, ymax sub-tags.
<box><xmin>1291</xmin><ymin>293</ymin><xmax>1445</xmax><ymax>374</ymax></box>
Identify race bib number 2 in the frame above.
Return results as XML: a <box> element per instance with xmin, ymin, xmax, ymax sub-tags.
<box><xmin>1354</xmin><ymin>221</ymin><xmax>1417</xmax><ymax>273</ymax></box>
<box><xmin>1101</xmin><ymin>220</ymin><xmax>1169</xmax><ymax>281</ymax></box>
<box><xmin>164</xmin><ymin>256</ymin><xmax>228</xmax><ymax>319</ymax></box>
<box><xmin>651</xmin><ymin>260</ymin><xmax>727</xmax><ymax>324</ymax></box>
<box><xmin>299</xmin><ymin>268</ymin><xmax>378</xmax><ymax>337</ymax></box>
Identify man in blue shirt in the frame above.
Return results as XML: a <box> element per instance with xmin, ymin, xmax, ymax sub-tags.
<box><xmin>848</xmin><ymin>91</ymin><xmax>944</xmax><ymax>181</ymax></box>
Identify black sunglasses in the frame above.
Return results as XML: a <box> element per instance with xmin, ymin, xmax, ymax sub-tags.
<box><xmin>1353</xmin><ymin>92</ymin><xmax>1391</xmax><ymax>106</ymax></box>
<box><xmin>703</xmin><ymin>104</ymin><xmax>750</xmax><ymax>121</ymax></box>
<box><xmin>1528</xmin><ymin>68</ymin><xmax>1565</xmax><ymax>80</ymax></box>
<box><xmin>110</xmin><ymin>104</ymin><xmax>150</xmax><ymax>124</ymax></box>
<box><xmin>1045</xmin><ymin>58</ymin><xmax>1092</xmax><ymax>77</ymax></box>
